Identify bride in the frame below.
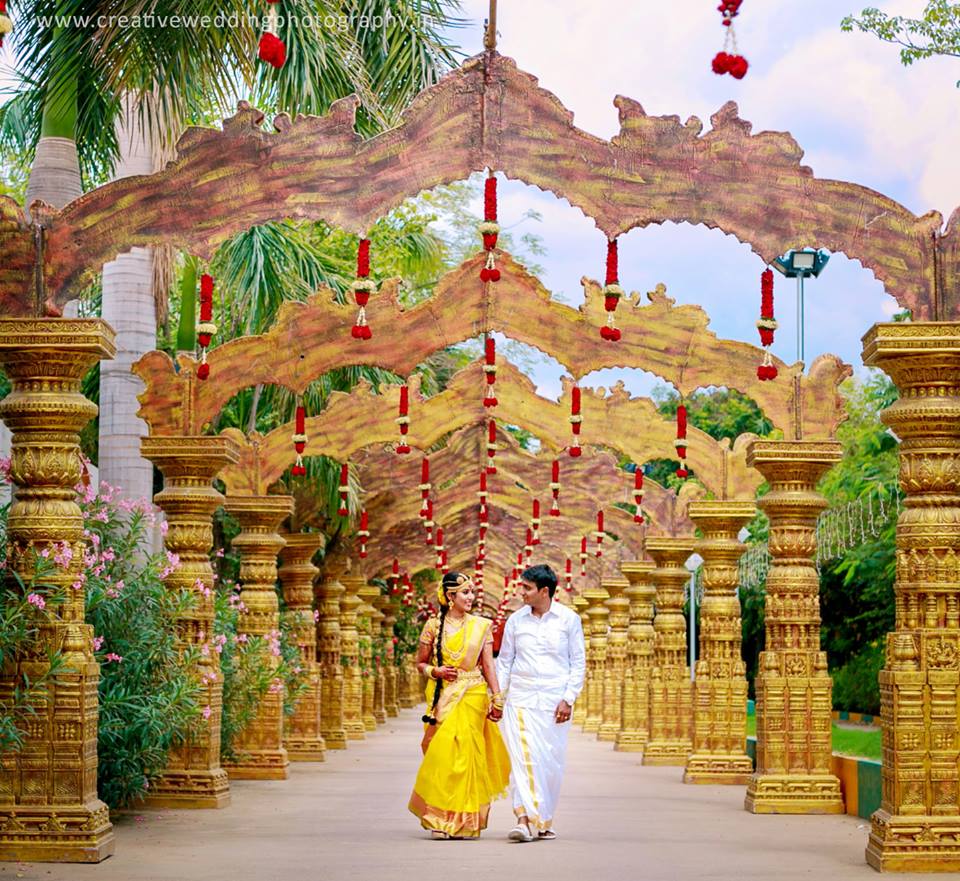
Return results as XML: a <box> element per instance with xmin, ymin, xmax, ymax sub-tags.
<box><xmin>408</xmin><ymin>571</ymin><xmax>511</xmax><ymax>839</ymax></box>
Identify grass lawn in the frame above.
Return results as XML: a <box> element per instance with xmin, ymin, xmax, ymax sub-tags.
<box><xmin>744</xmin><ymin>713</ymin><xmax>881</xmax><ymax>761</ymax></box>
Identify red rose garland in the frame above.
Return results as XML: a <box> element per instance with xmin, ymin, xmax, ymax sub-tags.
<box><xmin>524</xmin><ymin>528</ymin><xmax>534</xmax><ymax>561</ymax></box>
<box><xmin>633</xmin><ymin>468</ymin><xmax>645</xmax><ymax>524</ymax></box>
<box><xmin>351</xmin><ymin>238</ymin><xmax>377</xmax><ymax>340</ymax></box>
<box><xmin>479</xmin><ymin>173</ymin><xmax>501</xmax><ymax>283</ymax></box>
<box><xmin>756</xmin><ymin>268</ymin><xmax>779</xmax><ymax>380</ymax></box>
<box><xmin>258</xmin><ymin>0</ymin><xmax>286</xmax><ymax>69</ymax></box>
<box><xmin>549</xmin><ymin>459</ymin><xmax>561</xmax><ymax>516</ymax></box>
<box><xmin>357</xmin><ymin>509</ymin><xmax>370</xmax><ymax>559</ymax></box>
<box><xmin>478</xmin><ymin>470</ymin><xmax>488</xmax><ymax>518</ymax></box>
<box><xmin>569</xmin><ymin>385</ymin><xmax>583</xmax><ymax>457</ymax></box>
<box><xmin>486</xmin><ymin>418</ymin><xmax>498</xmax><ymax>474</ymax></box>
<box><xmin>595</xmin><ymin>510</ymin><xmax>605</xmax><ymax>558</ymax></box>
<box><xmin>531</xmin><ymin>499</ymin><xmax>541</xmax><ymax>545</ymax></box>
<box><xmin>395</xmin><ymin>384</ymin><xmax>411</xmax><ymax>454</ymax></box>
<box><xmin>675</xmin><ymin>403</ymin><xmax>689</xmax><ymax>479</ymax></box>
<box><xmin>291</xmin><ymin>398</ymin><xmax>307</xmax><ymax>476</ymax></box>
<box><xmin>579</xmin><ymin>536</ymin><xmax>588</xmax><ymax>577</ymax></box>
<box><xmin>435</xmin><ymin>527</ymin><xmax>445</xmax><ymax>571</ymax></box>
<box><xmin>564</xmin><ymin>558</ymin><xmax>574</xmax><ymax>592</ymax></box>
<box><xmin>337</xmin><ymin>463</ymin><xmax>349</xmax><ymax>516</ymax></box>
<box><xmin>712</xmin><ymin>0</ymin><xmax>748</xmax><ymax>79</ymax></box>
<box><xmin>600</xmin><ymin>238</ymin><xmax>623</xmax><ymax>342</ymax></box>
<box><xmin>196</xmin><ymin>273</ymin><xmax>217</xmax><ymax>381</ymax></box>
<box><xmin>483</xmin><ymin>337</ymin><xmax>498</xmax><ymax>407</ymax></box>
<box><xmin>423</xmin><ymin>498</ymin><xmax>435</xmax><ymax>546</ymax></box>
<box><xmin>418</xmin><ymin>457</ymin><xmax>431</xmax><ymax>517</ymax></box>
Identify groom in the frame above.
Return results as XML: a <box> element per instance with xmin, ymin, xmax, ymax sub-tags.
<box><xmin>496</xmin><ymin>563</ymin><xmax>586</xmax><ymax>842</ymax></box>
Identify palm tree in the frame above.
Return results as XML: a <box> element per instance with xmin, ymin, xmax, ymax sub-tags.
<box><xmin>2</xmin><ymin>0</ymin><xmax>466</xmax><ymax>508</ymax></box>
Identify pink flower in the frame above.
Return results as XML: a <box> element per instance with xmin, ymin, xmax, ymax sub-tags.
<box><xmin>39</xmin><ymin>548</ymin><xmax>50</xmax><ymax>559</ymax></box>
<box><xmin>202</xmin><ymin>706</ymin><xmax>212</xmax><ymax>720</ymax></box>
<box><xmin>93</xmin><ymin>635</ymin><xmax>104</xmax><ymax>651</ymax></box>
<box><xmin>215</xmin><ymin>548</ymin><xmax>224</xmax><ymax>558</ymax></box>
<box><xmin>53</xmin><ymin>541</ymin><xmax>74</xmax><ymax>569</ymax></box>
<box><xmin>0</xmin><ymin>456</ymin><xmax>11</xmax><ymax>481</ymax></box>
<box><xmin>313</xmin><ymin>610</ymin><xmax>320</xmax><ymax>623</ymax></box>
<box><xmin>100</xmin><ymin>548</ymin><xmax>115</xmax><ymax>563</ymax></box>
<box><xmin>27</xmin><ymin>593</ymin><xmax>45</xmax><ymax>610</ymax></box>
<box><xmin>160</xmin><ymin>520</ymin><xmax>169</xmax><ymax>537</ymax></box>
<box><xmin>104</xmin><ymin>653</ymin><xmax>123</xmax><ymax>663</ymax></box>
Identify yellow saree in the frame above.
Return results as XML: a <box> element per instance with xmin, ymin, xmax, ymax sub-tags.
<box><xmin>408</xmin><ymin>613</ymin><xmax>511</xmax><ymax>838</ymax></box>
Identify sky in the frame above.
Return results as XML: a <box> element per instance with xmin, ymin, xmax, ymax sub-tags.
<box><xmin>2</xmin><ymin>1</ymin><xmax>957</xmax><ymax>401</ymax></box>
<box><xmin>446</xmin><ymin>0</ymin><xmax>960</xmax><ymax>399</ymax></box>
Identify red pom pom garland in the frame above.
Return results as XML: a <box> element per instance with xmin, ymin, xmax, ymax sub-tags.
<box><xmin>633</xmin><ymin>468</ymin><xmax>645</xmax><ymax>524</ymax></box>
<box><xmin>756</xmin><ymin>268</ymin><xmax>779</xmax><ymax>381</ymax></box>
<box><xmin>675</xmin><ymin>402</ymin><xmax>689</xmax><ymax>479</ymax></box>
<box><xmin>357</xmin><ymin>509</ymin><xmax>370</xmax><ymax>559</ymax></box>
<box><xmin>395</xmin><ymin>383</ymin><xmax>411</xmax><ymax>454</ymax></box>
<box><xmin>549</xmin><ymin>459</ymin><xmax>562</xmax><ymax>517</ymax></box>
<box><xmin>337</xmin><ymin>463</ymin><xmax>350</xmax><ymax>516</ymax></box>
<box><xmin>196</xmin><ymin>273</ymin><xmax>217</xmax><ymax>381</ymax></box>
<box><xmin>435</xmin><ymin>527</ymin><xmax>445</xmax><ymax>571</ymax></box>
<box><xmin>564</xmin><ymin>557</ymin><xmax>574</xmax><ymax>592</ymax></box>
<box><xmin>600</xmin><ymin>239</ymin><xmax>623</xmax><ymax>342</ymax></box>
<box><xmin>351</xmin><ymin>238</ymin><xmax>377</xmax><ymax>340</ymax></box>
<box><xmin>524</xmin><ymin>527</ymin><xmax>534</xmax><ymax>561</ymax></box>
<box><xmin>291</xmin><ymin>398</ymin><xmax>307</xmax><ymax>476</ymax></box>
<box><xmin>579</xmin><ymin>536</ymin><xmax>588</xmax><ymax>577</ymax></box>
<box><xmin>595</xmin><ymin>509</ymin><xmax>605</xmax><ymax>558</ymax></box>
<box><xmin>531</xmin><ymin>499</ymin><xmax>541</xmax><ymax>545</ymax></box>
<box><xmin>423</xmin><ymin>498</ymin><xmax>435</xmax><ymax>546</ymax></box>
<box><xmin>486</xmin><ymin>418</ymin><xmax>498</xmax><ymax>475</ymax></box>
<box><xmin>712</xmin><ymin>0</ymin><xmax>748</xmax><ymax>80</ymax></box>
<box><xmin>478</xmin><ymin>470</ymin><xmax>488</xmax><ymax>518</ymax></box>
<box><xmin>418</xmin><ymin>457</ymin><xmax>431</xmax><ymax>517</ymax></box>
<box><xmin>569</xmin><ymin>385</ymin><xmax>583</xmax><ymax>457</ymax></box>
<box><xmin>483</xmin><ymin>337</ymin><xmax>498</xmax><ymax>407</ymax></box>
<box><xmin>479</xmin><ymin>173</ymin><xmax>501</xmax><ymax>283</ymax></box>
<box><xmin>258</xmin><ymin>1</ymin><xmax>286</xmax><ymax>69</ymax></box>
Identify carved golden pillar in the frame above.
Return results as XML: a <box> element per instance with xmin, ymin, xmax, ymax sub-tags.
<box><xmin>582</xmin><ymin>585</ymin><xmax>610</xmax><ymax>735</ymax></box>
<box><xmin>357</xmin><ymin>583</ymin><xmax>379</xmax><ymax>731</ymax></box>
<box><xmin>862</xmin><ymin>323</ymin><xmax>960</xmax><ymax>871</ymax></box>
<box><xmin>745</xmin><ymin>440</ymin><xmax>843</xmax><ymax>814</ymax></box>
<box><xmin>339</xmin><ymin>576</ymin><xmax>366</xmax><ymax>740</ymax></box>
<box><xmin>221</xmin><ymin>495</ymin><xmax>292</xmax><ymax>780</ymax></box>
<box><xmin>369</xmin><ymin>596</ymin><xmax>387</xmax><ymax>725</ymax></box>
<box><xmin>278</xmin><ymin>532</ymin><xmax>326</xmax><ymax>762</ymax></box>
<box><xmin>316</xmin><ymin>573</ymin><xmax>347</xmax><ymax>749</ymax></box>
<box><xmin>644</xmin><ymin>537</ymin><xmax>695</xmax><ymax>766</ymax></box>
<box><xmin>0</xmin><ymin>319</ymin><xmax>116</xmax><ymax>862</ymax></box>
<box><xmin>684</xmin><ymin>500</ymin><xmax>755</xmax><ymax>784</ymax></box>
<box><xmin>572</xmin><ymin>594</ymin><xmax>589</xmax><ymax>725</ymax></box>
<box><xmin>380</xmin><ymin>597</ymin><xmax>400</xmax><ymax>717</ymax></box>
<box><xmin>616</xmin><ymin>560</ymin><xmax>656</xmax><ymax>753</ymax></box>
<box><xmin>599</xmin><ymin>576</ymin><xmax>630</xmax><ymax>742</ymax></box>
<box><xmin>141</xmin><ymin>434</ymin><xmax>239</xmax><ymax>808</ymax></box>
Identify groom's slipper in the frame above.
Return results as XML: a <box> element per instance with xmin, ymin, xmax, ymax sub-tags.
<box><xmin>508</xmin><ymin>824</ymin><xmax>534</xmax><ymax>843</ymax></box>
<box><xmin>538</xmin><ymin>830</ymin><xmax>557</xmax><ymax>840</ymax></box>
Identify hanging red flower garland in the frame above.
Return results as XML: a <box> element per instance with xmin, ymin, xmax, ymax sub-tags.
<box><xmin>633</xmin><ymin>468</ymin><xmax>645</xmax><ymax>524</ymax></box>
<box><xmin>483</xmin><ymin>337</ymin><xmax>498</xmax><ymax>407</ymax></box>
<box><xmin>418</xmin><ymin>457</ymin><xmax>431</xmax><ymax>517</ymax></box>
<box><xmin>712</xmin><ymin>0</ymin><xmax>748</xmax><ymax>79</ymax></box>
<box><xmin>291</xmin><ymin>398</ymin><xmax>307</xmax><ymax>476</ymax></box>
<box><xmin>600</xmin><ymin>238</ymin><xmax>623</xmax><ymax>342</ymax></box>
<box><xmin>569</xmin><ymin>385</ymin><xmax>583</xmax><ymax>457</ymax></box>
<box><xmin>579</xmin><ymin>536</ymin><xmax>588</xmax><ymax>577</ymax></box>
<box><xmin>549</xmin><ymin>459</ymin><xmax>561</xmax><ymax>516</ymax></box>
<box><xmin>351</xmin><ymin>238</ymin><xmax>377</xmax><ymax>340</ymax></box>
<box><xmin>478</xmin><ymin>470</ymin><xmax>488</xmax><ymax>518</ymax></box>
<box><xmin>595</xmin><ymin>510</ymin><xmax>605</xmax><ymax>558</ymax></box>
<box><xmin>423</xmin><ymin>498</ymin><xmax>435</xmax><ymax>546</ymax></box>
<box><xmin>756</xmin><ymin>268</ymin><xmax>779</xmax><ymax>381</ymax></box>
<box><xmin>486</xmin><ymin>418</ymin><xmax>498</xmax><ymax>474</ymax></box>
<box><xmin>524</xmin><ymin>528</ymin><xmax>534</xmax><ymax>561</ymax></box>
<box><xmin>196</xmin><ymin>273</ymin><xmax>217</xmax><ymax>381</ymax></box>
<box><xmin>531</xmin><ymin>500</ymin><xmax>541</xmax><ymax>545</ymax></box>
<box><xmin>395</xmin><ymin>384</ymin><xmax>411</xmax><ymax>454</ymax></box>
<box><xmin>337</xmin><ymin>463</ymin><xmax>349</xmax><ymax>516</ymax></box>
<box><xmin>357</xmin><ymin>509</ymin><xmax>370</xmax><ymax>559</ymax></box>
<box><xmin>390</xmin><ymin>558</ymin><xmax>400</xmax><ymax>594</ymax></box>
<box><xmin>258</xmin><ymin>0</ymin><xmax>286</xmax><ymax>69</ymax></box>
<box><xmin>675</xmin><ymin>403</ymin><xmax>689</xmax><ymax>479</ymax></box>
<box><xmin>479</xmin><ymin>173</ymin><xmax>501</xmax><ymax>283</ymax></box>
<box><xmin>565</xmin><ymin>557</ymin><xmax>574</xmax><ymax>592</ymax></box>
<box><xmin>435</xmin><ymin>527</ymin><xmax>445</xmax><ymax>571</ymax></box>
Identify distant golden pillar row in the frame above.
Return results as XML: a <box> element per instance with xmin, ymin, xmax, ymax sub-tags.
<box><xmin>863</xmin><ymin>323</ymin><xmax>960</xmax><ymax>872</ymax></box>
<box><xmin>339</xmin><ymin>576</ymin><xmax>367</xmax><ymax>740</ymax></box>
<box><xmin>142</xmin><ymin>434</ymin><xmax>240</xmax><ymax>809</ymax></box>
<box><xmin>397</xmin><ymin>653</ymin><xmax>415</xmax><ymax>709</ymax></box>
<box><xmin>221</xmin><ymin>495</ymin><xmax>293</xmax><ymax>780</ymax></box>
<box><xmin>0</xmin><ymin>319</ymin><xmax>116</xmax><ymax>862</ymax></box>
<box><xmin>316</xmin><ymin>573</ymin><xmax>347</xmax><ymax>749</ymax></box>
<box><xmin>572</xmin><ymin>595</ymin><xmax>590</xmax><ymax>725</ymax></box>
<box><xmin>582</xmin><ymin>585</ymin><xmax>611</xmax><ymax>735</ymax></box>
<box><xmin>357</xmin><ymin>583</ymin><xmax>379</xmax><ymax>732</ymax></box>
<box><xmin>370</xmin><ymin>596</ymin><xmax>387</xmax><ymax>725</ymax></box>
<box><xmin>644</xmin><ymin>537</ymin><xmax>695</xmax><ymax>766</ymax></box>
<box><xmin>616</xmin><ymin>560</ymin><xmax>657</xmax><ymax>753</ymax></box>
<box><xmin>278</xmin><ymin>532</ymin><xmax>326</xmax><ymax>762</ymax></box>
<box><xmin>599</xmin><ymin>576</ymin><xmax>631</xmax><ymax>742</ymax></box>
<box><xmin>380</xmin><ymin>597</ymin><xmax>400</xmax><ymax>717</ymax></box>
<box><xmin>745</xmin><ymin>440</ymin><xmax>843</xmax><ymax>815</ymax></box>
<box><xmin>684</xmin><ymin>501</ymin><xmax>756</xmax><ymax>785</ymax></box>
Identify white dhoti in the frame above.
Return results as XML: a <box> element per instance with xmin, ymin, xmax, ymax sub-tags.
<box><xmin>501</xmin><ymin>703</ymin><xmax>571</xmax><ymax>831</ymax></box>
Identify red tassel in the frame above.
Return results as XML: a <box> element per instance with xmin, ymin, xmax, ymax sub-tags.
<box><xmin>479</xmin><ymin>174</ymin><xmax>500</xmax><ymax>280</ymax></box>
<box><xmin>712</xmin><ymin>1</ymin><xmax>747</xmax><ymax>78</ymax></box>
<box><xmin>258</xmin><ymin>31</ymin><xmax>286</xmax><ymax>68</ymax></box>
<box><xmin>605</xmin><ymin>239</ymin><xmax>618</xmax><ymax>287</ymax></box>
<box><xmin>197</xmin><ymin>362</ymin><xmax>210</xmax><ymax>381</ymax></box>
<box><xmin>483</xmin><ymin>337</ymin><xmax>498</xmax><ymax>407</ymax></box>
<box><xmin>569</xmin><ymin>387</ymin><xmax>583</xmax><ymax>456</ymax></box>
<box><xmin>756</xmin><ymin>268</ymin><xmax>778</xmax><ymax>380</ymax></box>
<box><xmin>357</xmin><ymin>239</ymin><xmax>370</xmax><ymax>278</ymax></box>
<box><xmin>396</xmin><ymin>385</ymin><xmax>411</xmax><ymax>454</ymax></box>
<box><xmin>338</xmin><ymin>463</ymin><xmax>349</xmax><ymax>516</ymax></box>
<box><xmin>486</xmin><ymin>419</ymin><xmax>498</xmax><ymax>474</ymax></box>
<box><xmin>634</xmin><ymin>467</ymin><xmax>645</xmax><ymax>523</ymax></box>
<box><xmin>351</xmin><ymin>239</ymin><xmax>376</xmax><ymax>339</ymax></box>
<box><xmin>675</xmin><ymin>403</ymin><xmax>689</xmax><ymax>479</ymax></box>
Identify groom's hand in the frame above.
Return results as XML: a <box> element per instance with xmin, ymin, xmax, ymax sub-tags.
<box><xmin>554</xmin><ymin>700</ymin><xmax>572</xmax><ymax>724</ymax></box>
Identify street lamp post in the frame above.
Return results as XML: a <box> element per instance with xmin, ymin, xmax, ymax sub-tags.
<box><xmin>772</xmin><ymin>248</ymin><xmax>830</xmax><ymax>364</ymax></box>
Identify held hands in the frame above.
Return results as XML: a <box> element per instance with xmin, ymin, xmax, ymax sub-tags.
<box><xmin>487</xmin><ymin>704</ymin><xmax>503</xmax><ymax>722</ymax></box>
<box><xmin>554</xmin><ymin>700</ymin><xmax>572</xmax><ymax>724</ymax></box>
<box><xmin>433</xmin><ymin>666</ymin><xmax>459</xmax><ymax>682</ymax></box>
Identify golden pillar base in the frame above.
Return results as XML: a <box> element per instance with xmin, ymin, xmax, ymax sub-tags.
<box><xmin>644</xmin><ymin>538</ymin><xmax>695</xmax><ymax>766</ymax></box>
<box><xmin>685</xmin><ymin>500</ymin><xmax>755</xmax><ymax>785</ymax></box>
<box><xmin>279</xmin><ymin>533</ymin><xmax>327</xmax><ymax>762</ymax></box>
<box><xmin>316</xmin><ymin>575</ymin><xmax>348</xmax><ymax>749</ymax></box>
<box><xmin>142</xmin><ymin>434</ymin><xmax>241</xmax><ymax>809</ymax></box>
<box><xmin>0</xmin><ymin>319</ymin><xmax>117</xmax><ymax>861</ymax></box>
<box><xmin>614</xmin><ymin>734</ymin><xmax>645</xmax><ymax>753</ymax></box>
<box><xmin>861</xmin><ymin>323</ymin><xmax>960</xmax><ymax>872</ymax></box>
<box><xmin>616</xmin><ymin>561</ymin><xmax>656</xmax><ymax>755</ymax></box>
<box><xmin>582</xmin><ymin>585</ymin><xmax>610</xmax><ymax>736</ymax></box>
<box><xmin>221</xmin><ymin>495</ymin><xmax>293</xmax><ymax>781</ymax></box>
<box><xmin>744</xmin><ymin>441</ymin><xmax>843</xmax><ymax>816</ymax></box>
<box><xmin>340</xmin><ymin>576</ymin><xmax>367</xmax><ymax>741</ymax></box>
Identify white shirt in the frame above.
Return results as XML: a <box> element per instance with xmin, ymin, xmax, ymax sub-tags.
<box><xmin>496</xmin><ymin>600</ymin><xmax>586</xmax><ymax>710</ymax></box>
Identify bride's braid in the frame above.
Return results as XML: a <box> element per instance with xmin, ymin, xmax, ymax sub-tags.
<box><xmin>421</xmin><ymin>571</ymin><xmax>466</xmax><ymax>725</ymax></box>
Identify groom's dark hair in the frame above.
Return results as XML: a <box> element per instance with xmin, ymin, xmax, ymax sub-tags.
<box><xmin>521</xmin><ymin>564</ymin><xmax>558</xmax><ymax>598</ymax></box>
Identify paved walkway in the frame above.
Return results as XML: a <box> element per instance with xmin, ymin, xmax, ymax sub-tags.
<box><xmin>14</xmin><ymin>711</ymin><xmax>926</xmax><ymax>881</ymax></box>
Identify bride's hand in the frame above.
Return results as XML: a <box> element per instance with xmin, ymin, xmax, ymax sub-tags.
<box><xmin>435</xmin><ymin>666</ymin><xmax>459</xmax><ymax>682</ymax></box>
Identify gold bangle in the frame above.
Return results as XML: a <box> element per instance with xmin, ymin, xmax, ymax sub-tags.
<box><xmin>424</xmin><ymin>665</ymin><xmax>435</xmax><ymax>679</ymax></box>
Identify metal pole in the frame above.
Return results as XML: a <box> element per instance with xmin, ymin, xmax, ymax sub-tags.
<box><xmin>800</xmin><ymin>274</ymin><xmax>806</xmax><ymax>364</ymax></box>
<box><xmin>689</xmin><ymin>570</ymin><xmax>696</xmax><ymax>682</ymax></box>
<box><xmin>796</xmin><ymin>273</ymin><xmax>802</xmax><ymax>364</ymax></box>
